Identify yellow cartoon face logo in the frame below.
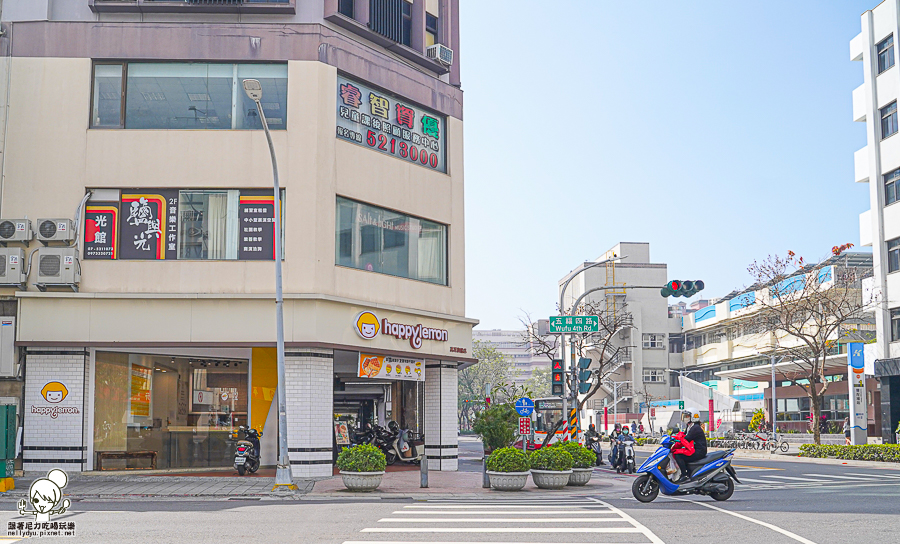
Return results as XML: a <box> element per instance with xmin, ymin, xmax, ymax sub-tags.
<box><xmin>355</xmin><ymin>311</ymin><xmax>380</xmax><ymax>340</ymax></box>
<box><xmin>41</xmin><ymin>382</ymin><xmax>68</xmax><ymax>404</ymax></box>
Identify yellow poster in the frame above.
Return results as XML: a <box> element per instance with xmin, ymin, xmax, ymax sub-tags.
<box><xmin>358</xmin><ymin>353</ymin><xmax>423</xmax><ymax>382</ymax></box>
<box><xmin>129</xmin><ymin>365</ymin><xmax>152</xmax><ymax>418</ymax></box>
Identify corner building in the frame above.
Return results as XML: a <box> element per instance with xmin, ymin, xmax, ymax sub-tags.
<box><xmin>0</xmin><ymin>0</ymin><xmax>473</xmax><ymax>475</ymax></box>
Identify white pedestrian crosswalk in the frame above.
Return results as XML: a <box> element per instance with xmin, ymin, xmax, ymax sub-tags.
<box><xmin>342</xmin><ymin>497</ymin><xmax>666</xmax><ymax>544</ymax></box>
<box><xmin>736</xmin><ymin>470</ymin><xmax>900</xmax><ymax>490</ymax></box>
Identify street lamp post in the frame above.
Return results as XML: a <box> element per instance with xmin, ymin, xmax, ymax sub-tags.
<box><xmin>242</xmin><ymin>79</ymin><xmax>294</xmax><ymax>490</ymax></box>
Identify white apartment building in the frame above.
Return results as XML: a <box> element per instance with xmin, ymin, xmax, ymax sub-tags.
<box><xmin>853</xmin><ymin>2</ymin><xmax>900</xmax><ymax>442</ymax></box>
<box><xmin>559</xmin><ymin>243</ymin><xmax>683</xmax><ymax>428</ymax></box>
<box><xmin>472</xmin><ymin>328</ymin><xmax>548</xmax><ymax>387</ymax></box>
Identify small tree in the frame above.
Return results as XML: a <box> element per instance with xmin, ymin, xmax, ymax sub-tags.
<box><xmin>458</xmin><ymin>340</ymin><xmax>513</xmax><ymax>430</ymax></box>
<box><xmin>525</xmin><ymin>366</ymin><xmax>551</xmax><ymax>398</ymax></box>
<box><xmin>747</xmin><ymin>246</ymin><xmax>874</xmax><ymax>445</ymax></box>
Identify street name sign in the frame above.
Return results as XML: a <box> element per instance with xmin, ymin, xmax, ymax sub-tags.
<box><xmin>548</xmin><ymin>315</ymin><xmax>600</xmax><ymax>334</ymax></box>
<box><xmin>514</xmin><ymin>397</ymin><xmax>535</xmax><ymax>417</ymax></box>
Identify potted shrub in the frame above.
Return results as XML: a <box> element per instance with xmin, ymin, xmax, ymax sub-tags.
<box><xmin>336</xmin><ymin>443</ymin><xmax>386</xmax><ymax>492</ymax></box>
<box><xmin>485</xmin><ymin>447</ymin><xmax>530</xmax><ymax>491</ymax></box>
<box><xmin>473</xmin><ymin>404</ymin><xmax>519</xmax><ymax>455</ymax></box>
<box><xmin>529</xmin><ymin>446</ymin><xmax>573</xmax><ymax>489</ymax></box>
<box><xmin>559</xmin><ymin>442</ymin><xmax>594</xmax><ymax>486</ymax></box>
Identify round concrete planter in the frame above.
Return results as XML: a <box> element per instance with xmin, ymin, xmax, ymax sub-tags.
<box><xmin>339</xmin><ymin>471</ymin><xmax>385</xmax><ymax>492</ymax></box>
<box><xmin>567</xmin><ymin>467</ymin><xmax>593</xmax><ymax>486</ymax></box>
<box><xmin>531</xmin><ymin>469</ymin><xmax>573</xmax><ymax>489</ymax></box>
<box><xmin>486</xmin><ymin>470</ymin><xmax>529</xmax><ymax>491</ymax></box>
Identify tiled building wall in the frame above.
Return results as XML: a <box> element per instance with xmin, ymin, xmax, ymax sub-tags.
<box><xmin>285</xmin><ymin>350</ymin><xmax>334</xmax><ymax>478</ymax></box>
<box><xmin>424</xmin><ymin>362</ymin><xmax>458</xmax><ymax>471</ymax></box>
<box><xmin>23</xmin><ymin>349</ymin><xmax>88</xmax><ymax>473</ymax></box>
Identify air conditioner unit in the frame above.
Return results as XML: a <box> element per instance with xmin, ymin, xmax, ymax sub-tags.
<box><xmin>0</xmin><ymin>219</ymin><xmax>32</xmax><ymax>245</ymax></box>
<box><xmin>426</xmin><ymin>43</ymin><xmax>453</xmax><ymax>66</ymax></box>
<box><xmin>0</xmin><ymin>248</ymin><xmax>26</xmax><ymax>288</ymax></box>
<box><xmin>35</xmin><ymin>218</ymin><xmax>75</xmax><ymax>244</ymax></box>
<box><xmin>35</xmin><ymin>248</ymin><xmax>80</xmax><ymax>291</ymax></box>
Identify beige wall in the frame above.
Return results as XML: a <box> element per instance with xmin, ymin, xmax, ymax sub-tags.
<box><xmin>1</xmin><ymin>57</ymin><xmax>466</xmax><ymax>319</ymax></box>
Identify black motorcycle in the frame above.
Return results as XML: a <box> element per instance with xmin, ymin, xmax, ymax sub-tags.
<box><xmin>585</xmin><ymin>434</ymin><xmax>604</xmax><ymax>466</ymax></box>
<box><xmin>234</xmin><ymin>426</ymin><xmax>261</xmax><ymax>476</ymax></box>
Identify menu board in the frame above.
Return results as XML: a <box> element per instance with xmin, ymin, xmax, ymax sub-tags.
<box><xmin>358</xmin><ymin>353</ymin><xmax>423</xmax><ymax>382</ymax></box>
<box><xmin>238</xmin><ymin>189</ymin><xmax>284</xmax><ymax>260</ymax></box>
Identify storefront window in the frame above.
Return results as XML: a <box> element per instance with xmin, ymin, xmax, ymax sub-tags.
<box><xmin>93</xmin><ymin>352</ymin><xmax>248</xmax><ymax>469</ymax></box>
<box><xmin>335</xmin><ymin>197</ymin><xmax>447</xmax><ymax>285</ymax></box>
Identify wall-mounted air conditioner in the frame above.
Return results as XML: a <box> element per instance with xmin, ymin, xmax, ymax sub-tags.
<box><xmin>0</xmin><ymin>219</ymin><xmax>32</xmax><ymax>245</ymax></box>
<box><xmin>35</xmin><ymin>248</ymin><xmax>80</xmax><ymax>291</ymax></box>
<box><xmin>426</xmin><ymin>43</ymin><xmax>453</xmax><ymax>66</ymax></box>
<box><xmin>35</xmin><ymin>218</ymin><xmax>75</xmax><ymax>244</ymax></box>
<box><xmin>0</xmin><ymin>248</ymin><xmax>26</xmax><ymax>288</ymax></box>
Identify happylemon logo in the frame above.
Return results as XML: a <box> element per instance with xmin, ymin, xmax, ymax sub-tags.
<box><xmin>355</xmin><ymin>311</ymin><xmax>380</xmax><ymax>339</ymax></box>
<box><xmin>41</xmin><ymin>382</ymin><xmax>68</xmax><ymax>404</ymax></box>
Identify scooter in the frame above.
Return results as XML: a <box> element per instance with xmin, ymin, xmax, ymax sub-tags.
<box><xmin>376</xmin><ymin>422</ymin><xmax>423</xmax><ymax>465</ymax></box>
<box><xmin>632</xmin><ymin>435</ymin><xmax>740</xmax><ymax>503</ymax></box>
<box><xmin>614</xmin><ymin>437</ymin><xmax>636</xmax><ymax>474</ymax></box>
<box><xmin>584</xmin><ymin>435</ymin><xmax>603</xmax><ymax>466</ymax></box>
<box><xmin>234</xmin><ymin>426</ymin><xmax>261</xmax><ymax>476</ymax></box>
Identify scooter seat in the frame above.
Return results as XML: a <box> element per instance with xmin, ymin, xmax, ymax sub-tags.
<box><xmin>685</xmin><ymin>450</ymin><xmax>729</xmax><ymax>469</ymax></box>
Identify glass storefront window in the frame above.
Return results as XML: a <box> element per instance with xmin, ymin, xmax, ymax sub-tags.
<box><xmin>177</xmin><ymin>190</ymin><xmax>239</xmax><ymax>260</ymax></box>
<box><xmin>335</xmin><ymin>197</ymin><xmax>448</xmax><ymax>285</ymax></box>
<box><xmin>93</xmin><ymin>352</ymin><xmax>248</xmax><ymax>469</ymax></box>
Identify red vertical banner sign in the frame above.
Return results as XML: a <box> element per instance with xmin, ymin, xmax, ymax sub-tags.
<box><xmin>604</xmin><ymin>406</ymin><xmax>609</xmax><ymax>433</ymax></box>
<box><xmin>709</xmin><ymin>399</ymin><xmax>715</xmax><ymax>432</ymax></box>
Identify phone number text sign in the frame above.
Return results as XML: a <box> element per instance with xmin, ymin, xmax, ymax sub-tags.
<box><xmin>336</xmin><ymin>75</ymin><xmax>446</xmax><ymax>173</ymax></box>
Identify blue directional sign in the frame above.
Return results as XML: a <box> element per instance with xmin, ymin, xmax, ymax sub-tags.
<box><xmin>515</xmin><ymin>397</ymin><xmax>534</xmax><ymax>417</ymax></box>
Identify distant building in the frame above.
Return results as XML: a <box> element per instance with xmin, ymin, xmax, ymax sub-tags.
<box><xmin>473</xmin><ymin>327</ymin><xmax>549</xmax><ymax>386</ymax></box>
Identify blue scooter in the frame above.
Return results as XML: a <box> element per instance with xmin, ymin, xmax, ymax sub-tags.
<box><xmin>632</xmin><ymin>435</ymin><xmax>740</xmax><ymax>503</ymax></box>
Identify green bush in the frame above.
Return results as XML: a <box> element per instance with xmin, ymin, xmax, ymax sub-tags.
<box><xmin>529</xmin><ymin>446</ymin><xmax>574</xmax><ymax>471</ymax></box>
<box><xmin>336</xmin><ymin>443</ymin><xmax>386</xmax><ymax>472</ymax></box>
<box><xmin>798</xmin><ymin>444</ymin><xmax>900</xmax><ymax>463</ymax></box>
<box><xmin>473</xmin><ymin>404</ymin><xmax>519</xmax><ymax>451</ymax></box>
<box><xmin>556</xmin><ymin>442</ymin><xmax>594</xmax><ymax>469</ymax></box>
<box><xmin>486</xmin><ymin>447</ymin><xmax>530</xmax><ymax>473</ymax></box>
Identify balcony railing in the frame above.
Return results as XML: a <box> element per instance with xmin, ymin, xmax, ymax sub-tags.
<box><xmin>90</xmin><ymin>0</ymin><xmax>295</xmax><ymax>14</ymax></box>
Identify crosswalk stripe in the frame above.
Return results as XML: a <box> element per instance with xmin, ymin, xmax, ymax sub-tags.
<box><xmin>765</xmin><ymin>475</ymin><xmax>816</xmax><ymax>482</ymax></box>
<box><xmin>345</xmin><ymin>542</ymin><xmax>653</xmax><ymax>544</ymax></box>
<box><xmin>379</xmin><ymin>518</ymin><xmax>629</xmax><ymax>523</ymax></box>
<box><xmin>401</xmin><ymin>505</ymin><xmax>609</xmax><ymax>509</ymax></box>
<box><xmin>738</xmin><ymin>477</ymin><xmax>785</xmax><ymax>484</ymax></box>
<box><xmin>845</xmin><ymin>472</ymin><xmax>900</xmax><ymax>479</ymax></box>
<box><xmin>361</xmin><ymin>527</ymin><xmax>645</xmax><ymax>533</ymax></box>
<box><xmin>803</xmin><ymin>473</ymin><xmax>873</xmax><ymax>481</ymax></box>
<box><xmin>392</xmin><ymin>510</ymin><xmax>613</xmax><ymax>515</ymax></box>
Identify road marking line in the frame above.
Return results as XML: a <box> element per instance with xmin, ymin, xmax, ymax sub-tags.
<box><xmin>345</xmin><ymin>541</ymin><xmax>652</xmax><ymax>544</ymax></box>
<box><xmin>402</xmin><ymin>505</ymin><xmax>609</xmax><ymax>509</ymax></box>
<box><xmin>732</xmin><ymin>465</ymin><xmax>782</xmax><ymax>470</ymax></box>
<box><xmin>665</xmin><ymin>497</ymin><xmax>816</xmax><ymax>544</ymax></box>
<box><xmin>379</xmin><ymin>518</ymin><xmax>627</xmax><ymax>523</ymax></box>
<box><xmin>845</xmin><ymin>472</ymin><xmax>900</xmax><ymax>479</ymax></box>
<box><xmin>765</xmin><ymin>475</ymin><xmax>817</xmax><ymax>482</ymax></box>
<box><xmin>588</xmin><ymin>498</ymin><xmax>666</xmax><ymax>544</ymax></box>
<box><xmin>738</xmin><ymin>477</ymin><xmax>789</xmax><ymax>484</ymax></box>
<box><xmin>392</xmin><ymin>510</ymin><xmax>612</xmax><ymax>514</ymax></box>
<box><xmin>361</xmin><ymin>527</ymin><xmax>644</xmax><ymax>533</ymax></box>
<box><xmin>802</xmin><ymin>473</ymin><xmax>873</xmax><ymax>481</ymax></box>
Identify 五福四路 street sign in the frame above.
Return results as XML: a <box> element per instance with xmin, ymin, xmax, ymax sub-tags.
<box><xmin>548</xmin><ymin>315</ymin><xmax>600</xmax><ymax>334</ymax></box>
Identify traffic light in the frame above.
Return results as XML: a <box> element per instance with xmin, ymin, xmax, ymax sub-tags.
<box><xmin>660</xmin><ymin>280</ymin><xmax>705</xmax><ymax>298</ymax></box>
<box><xmin>577</xmin><ymin>369</ymin><xmax>592</xmax><ymax>394</ymax></box>
<box><xmin>577</xmin><ymin>357</ymin><xmax>591</xmax><ymax>369</ymax></box>
<box><xmin>551</xmin><ymin>359</ymin><xmax>564</xmax><ymax>396</ymax></box>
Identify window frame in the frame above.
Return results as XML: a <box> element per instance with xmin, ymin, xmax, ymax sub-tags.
<box><xmin>881</xmin><ymin>101</ymin><xmax>898</xmax><ymax>140</ymax></box>
<box><xmin>90</xmin><ymin>62</ymin><xmax>126</xmax><ymax>129</ymax></box>
<box><xmin>878</xmin><ymin>34</ymin><xmax>895</xmax><ymax>74</ymax></box>
<box><xmin>338</xmin><ymin>0</ymin><xmax>354</xmax><ymax>18</ymax></box>
<box><xmin>642</xmin><ymin>369</ymin><xmax>665</xmax><ymax>383</ymax></box>
<box><xmin>888</xmin><ymin>237</ymin><xmax>900</xmax><ymax>274</ymax></box>
<box><xmin>891</xmin><ymin>308</ymin><xmax>900</xmax><ymax>342</ymax></box>
<box><xmin>887</xmin><ymin>168</ymin><xmax>900</xmax><ymax>206</ymax></box>
<box><xmin>642</xmin><ymin>333</ymin><xmax>665</xmax><ymax>349</ymax></box>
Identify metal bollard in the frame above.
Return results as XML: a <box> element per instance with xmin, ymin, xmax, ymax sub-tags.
<box><xmin>420</xmin><ymin>453</ymin><xmax>428</xmax><ymax>488</ymax></box>
<box><xmin>482</xmin><ymin>457</ymin><xmax>490</xmax><ymax>488</ymax></box>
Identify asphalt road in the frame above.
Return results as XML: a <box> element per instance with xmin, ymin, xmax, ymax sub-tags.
<box><xmin>1</xmin><ymin>444</ymin><xmax>896</xmax><ymax>543</ymax></box>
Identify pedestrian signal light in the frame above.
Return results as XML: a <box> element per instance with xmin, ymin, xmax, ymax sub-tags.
<box><xmin>552</xmin><ymin>359</ymin><xmax>564</xmax><ymax>396</ymax></box>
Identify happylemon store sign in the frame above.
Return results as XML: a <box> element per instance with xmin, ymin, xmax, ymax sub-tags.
<box><xmin>354</xmin><ymin>311</ymin><xmax>448</xmax><ymax>350</ymax></box>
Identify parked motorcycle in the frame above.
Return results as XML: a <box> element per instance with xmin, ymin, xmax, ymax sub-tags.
<box><xmin>350</xmin><ymin>423</ymin><xmax>377</xmax><ymax>446</ymax></box>
<box><xmin>632</xmin><ymin>435</ymin><xmax>740</xmax><ymax>503</ymax></box>
<box><xmin>234</xmin><ymin>426</ymin><xmax>261</xmax><ymax>476</ymax></box>
<box><xmin>376</xmin><ymin>421</ymin><xmax>424</xmax><ymax>465</ymax></box>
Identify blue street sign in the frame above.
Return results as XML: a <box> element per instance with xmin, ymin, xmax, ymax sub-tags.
<box><xmin>515</xmin><ymin>397</ymin><xmax>534</xmax><ymax>417</ymax></box>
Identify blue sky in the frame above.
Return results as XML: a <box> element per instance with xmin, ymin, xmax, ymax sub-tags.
<box><xmin>461</xmin><ymin>0</ymin><xmax>876</xmax><ymax>330</ymax></box>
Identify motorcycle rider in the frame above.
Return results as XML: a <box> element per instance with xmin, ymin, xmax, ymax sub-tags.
<box><xmin>614</xmin><ymin>426</ymin><xmax>636</xmax><ymax>471</ymax></box>
<box><xmin>584</xmin><ymin>424</ymin><xmax>604</xmax><ymax>465</ymax></box>
<box><xmin>609</xmin><ymin>423</ymin><xmax>622</xmax><ymax>466</ymax></box>
<box><xmin>672</xmin><ymin>408</ymin><xmax>708</xmax><ymax>483</ymax></box>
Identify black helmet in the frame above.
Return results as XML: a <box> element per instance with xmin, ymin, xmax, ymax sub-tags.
<box><xmin>589</xmin><ymin>424</ymin><xmax>596</xmax><ymax>431</ymax></box>
<box><xmin>388</xmin><ymin>420</ymin><xmax>399</xmax><ymax>433</ymax></box>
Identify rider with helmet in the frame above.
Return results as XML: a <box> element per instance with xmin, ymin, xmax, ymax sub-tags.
<box><xmin>609</xmin><ymin>423</ymin><xmax>623</xmax><ymax>466</ymax></box>
<box><xmin>672</xmin><ymin>408</ymin><xmax>708</xmax><ymax>483</ymax></box>
<box><xmin>614</xmin><ymin>425</ymin><xmax>636</xmax><ymax>471</ymax></box>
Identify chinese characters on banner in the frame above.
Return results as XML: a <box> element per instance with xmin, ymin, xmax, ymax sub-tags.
<box><xmin>358</xmin><ymin>353</ymin><xmax>423</xmax><ymax>382</ymax></box>
<box><xmin>336</xmin><ymin>75</ymin><xmax>447</xmax><ymax>173</ymax></box>
<box><xmin>118</xmin><ymin>191</ymin><xmax>178</xmax><ymax>260</ymax></box>
<box><xmin>238</xmin><ymin>189</ymin><xmax>283</xmax><ymax>260</ymax></box>
<box><xmin>84</xmin><ymin>204</ymin><xmax>119</xmax><ymax>259</ymax></box>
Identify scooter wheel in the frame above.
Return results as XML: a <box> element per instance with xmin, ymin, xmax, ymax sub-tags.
<box><xmin>385</xmin><ymin>452</ymin><xmax>397</xmax><ymax>466</ymax></box>
<box><xmin>248</xmin><ymin>458</ymin><xmax>260</xmax><ymax>474</ymax></box>
<box><xmin>236</xmin><ymin>465</ymin><xmax>245</xmax><ymax>476</ymax></box>
<box><xmin>710</xmin><ymin>478</ymin><xmax>734</xmax><ymax>501</ymax></box>
<box><xmin>632</xmin><ymin>474</ymin><xmax>659</xmax><ymax>503</ymax></box>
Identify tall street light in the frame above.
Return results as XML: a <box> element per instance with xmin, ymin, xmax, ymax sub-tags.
<box><xmin>242</xmin><ymin>79</ymin><xmax>293</xmax><ymax>490</ymax></box>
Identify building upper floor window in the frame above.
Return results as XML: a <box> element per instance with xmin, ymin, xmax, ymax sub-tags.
<box><xmin>338</xmin><ymin>0</ymin><xmax>354</xmax><ymax>18</ymax></box>
<box><xmin>91</xmin><ymin>62</ymin><xmax>287</xmax><ymax>130</ymax></box>
<box><xmin>878</xmin><ymin>35</ymin><xmax>895</xmax><ymax>74</ymax></box>
<box><xmin>368</xmin><ymin>0</ymin><xmax>412</xmax><ymax>46</ymax></box>
<box><xmin>888</xmin><ymin>237</ymin><xmax>900</xmax><ymax>273</ymax></box>
<box><xmin>881</xmin><ymin>101</ymin><xmax>898</xmax><ymax>139</ymax></box>
<box><xmin>335</xmin><ymin>196</ymin><xmax>448</xmax><ymax>285</ymax></box>
<box><xmin>426</xmin><ymin>13</ymin><xmax>439</xmax><ymax>47</ymax></box>
<box><xmin>643</xmin><ymin>369</ymin><xmax>665</xmax><ymax>383</ymax></box>
<box><xmin>886</xmin><ymin>168</ymin><xmax>900</xmax><ymax>206</ymax></box>
<box><xmin>642</xmin><ymin>333</ymin><xmax>665</xmax><ymax>349</ymax></box>
<box><xmin>892</xmin><ymin>308</ymin><xmax>900</xmax><ymax>341</ymax></box>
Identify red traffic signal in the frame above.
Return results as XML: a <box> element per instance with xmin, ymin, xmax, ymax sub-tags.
<box><xmin>668</xmin><ymin>280</ymin><xmax>681</xmax><ymax>291</ymax></box>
